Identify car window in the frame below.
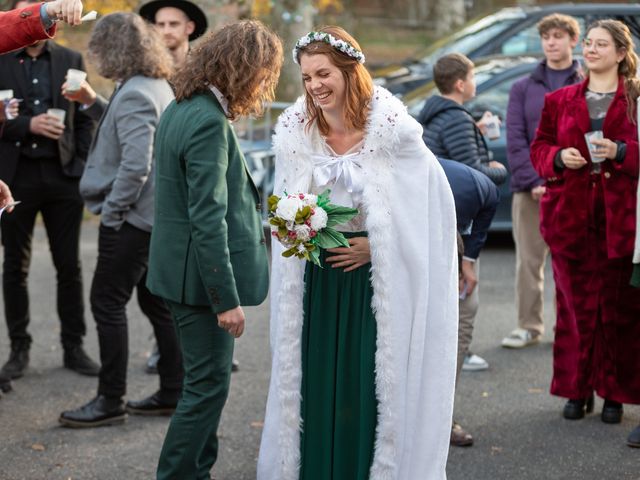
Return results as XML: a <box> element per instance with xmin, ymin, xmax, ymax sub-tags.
<box><xmin>500</xmin><ymin>17</ymin><xmax>587</xmax><ymax>56</ymax></box>
<box><xmin>436</xmin><ymin>20</ymin><xmax>521</xmax><ymax>59</ymax></box>
<box><xmin>420</xmin><ymin>14</ymin><xmax>523</xmax><ymax>63</ymax></box>
<box><xmin>465</xmin><ymin>72</ymin><xmax>530</xmax><ymax>120</ymax></box>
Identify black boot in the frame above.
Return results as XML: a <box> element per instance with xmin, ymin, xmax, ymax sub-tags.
<box><xmin>563</xmin><ymin>393</ymin><xmax>594</xmax><ymax>420</ymax></box>
<box><xmin>59</xmin><ymin>395</ymin><xmax>126</xmax><ymax>428</ymax></box>
<box><xmin>0</xmin><ymin>370</ymin><xmax>12</xmax><ymax>394</ymax></box>
<box><xmin>126</xmin><ymin>389</ymin><xmax>179</xmax><ymax>416</ymax></box>
<box><xmin>601</xmin><ymin>399</ymin><xmax>623</xmax><ymax>424</ymax></box>
<box><xmin>628</xmin><ymin>424</ymin><xmax>640</xmax><ymax>448</ymax></box>
<box><xmin>0</xmin><ymin>345</ymin><xmax>29</xmax><ymax>379</ymax></box>
<box><xmin>63</xmin><ymin>345</ymin><xmax>100</xmax><ymax>376</ymax></box>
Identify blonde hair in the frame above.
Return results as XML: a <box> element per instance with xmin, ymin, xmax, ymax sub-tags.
<box><xmin>172</xmin><ymin>20</ymin><xmax>283</xmax><ymax>120</ymax></box>
<box><xmin>297</xmin><ymin>26</ymin><xmax>373</xmax><ymax>135</ymax></box>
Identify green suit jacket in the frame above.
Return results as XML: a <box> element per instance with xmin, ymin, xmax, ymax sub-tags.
<box><xmin>147</xmin><ymin>92</ymin><xmax>269</xmax><ymax>313</ymax></box>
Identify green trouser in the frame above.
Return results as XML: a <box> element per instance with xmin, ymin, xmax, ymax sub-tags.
<box><xmin>300</xmin><ymin>232</ymin><xmax>378</xmax><ymax>480</ymax></box>
<box><xmin>156</xmin><ymin>300</ymin><xmax>234</xmax><ymax>480</ymax></box>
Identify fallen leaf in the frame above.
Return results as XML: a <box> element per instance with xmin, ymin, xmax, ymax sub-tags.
<box><xmin>31</xmin><ymin>443</ymin><xmax>45</xmax><ymax>451</ymax></box>
<box><xmin>491</xmin><ymin>446</ymin><xmax>503</xmax><ymax>455</ymax></box>
<box><xmin>251</xmin><ymin>421</ymin><xmax>264</xmax><ymax>428</ymax></box>
<box><xmin>528</xmin><ymin>388</ymin><xmax>543</xmax><ymax>393</ymax></box>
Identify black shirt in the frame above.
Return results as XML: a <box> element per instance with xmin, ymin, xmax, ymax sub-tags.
<box><xmin>15</xmin><ymin>42</ymin><xmax>59</xmax><ymax>160</ymax></box>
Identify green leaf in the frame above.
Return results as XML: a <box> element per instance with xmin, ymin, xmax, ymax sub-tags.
<box><xmin>317</xmin><ymin>189</ymin><xmax>332</xmax><ymax>208</ymax></box>
<box><xmin>267</xmin><ymin>194</ymin><xmax>280</xmax><ymax>212</ymax></box>
<box><xmin>315</xmin><ymin>227</ymin><xmax>350</xmax><ymax>249</ymax></box>
<box><xmin>282</xmin><ymin>246</ymin><xmax>298</xmax><ymax>258</ymax></box>
<box><xmin>325</xmin><ymin>207</ymin><xmax>359</xmax><ymax>227</ymax></box>
<box><xmin>309</xmin><ymin>248</ymin><xmax>321</xmax><ymax>267</ymax></box>
<box><xmin>295</xmin><ymin>205</ymin><xmax>311</xmax><ymax>224</ymax></box>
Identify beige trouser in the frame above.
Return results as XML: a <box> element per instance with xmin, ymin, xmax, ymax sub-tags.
<box><xmin>456</xmin><ymin>259</ymin><xmax>479</xmax><ymax>383</ymax></box>
<box><xmin>511</xmin><ymin>191</ymin><xmax>550</xmax><ymax>336</ymax></box>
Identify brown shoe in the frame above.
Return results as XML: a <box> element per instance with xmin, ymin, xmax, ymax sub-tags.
<box><xmin>451</xmin><ymin>422</ymin><xmax>474</xmax><ymax>447</ymax></box>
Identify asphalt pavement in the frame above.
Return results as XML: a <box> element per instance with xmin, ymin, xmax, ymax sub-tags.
<box><xmin>0</xmin><ymin>225</ymin><xmax>638</xmax><ymax>480</ymax></box>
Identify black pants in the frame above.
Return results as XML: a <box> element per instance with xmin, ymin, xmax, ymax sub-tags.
<box><xmin>92</xmin><ymin>222</ymin><xmax>183</xmax><ymax>398</ymax></box>
<box><xmin>1</xmin><ymin>157</ymin><xmax>85</xmax><ymax>350</ymax></box>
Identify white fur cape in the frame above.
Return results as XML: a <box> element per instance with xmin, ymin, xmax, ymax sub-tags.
<box><xmin>257</xmin><ymin>87</ymin><xmax>459</xmax><ymax>480</ymax></box>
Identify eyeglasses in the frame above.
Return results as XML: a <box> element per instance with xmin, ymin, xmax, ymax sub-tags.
<box><xmin>582</xmin><ymin>39</ymin><xmax>613</xmax><ymax>51</ymax></box>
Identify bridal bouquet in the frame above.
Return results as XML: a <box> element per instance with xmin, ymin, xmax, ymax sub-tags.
<box><xmin>268</xmin><ymin>190</ymin><xmax>359</xmax><ymax>267</ymax></box>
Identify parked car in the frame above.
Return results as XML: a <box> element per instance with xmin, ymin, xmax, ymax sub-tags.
<box><xmin>376</xmin><ymin>3</ymin><xmax>640</xmax><ymax>96</ymax></box>
<box><xmin>404</xmin><ymin>55</ymin><xmax>542</xmax><ymax>231</ymax></box>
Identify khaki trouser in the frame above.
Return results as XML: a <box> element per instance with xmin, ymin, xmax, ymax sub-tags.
<box><xmin>511</xmin><ymin>191</ymin><xmax>551</xmax><ymax>336</ymax></box>
<box><xmin>456</xmin><ymin>259</ymin><xmax>479</xmax><ymax>383</ymax></box>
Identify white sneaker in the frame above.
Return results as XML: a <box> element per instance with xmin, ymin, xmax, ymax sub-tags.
<box><xmin>501</xmin><ymin>328</ymin><xmax>540</xmax><ymax>349</ymax></box>
<box><xmin>462</xmin><ymin>353</ymin><xmax>489</xmax><ymax>371</ymax></box>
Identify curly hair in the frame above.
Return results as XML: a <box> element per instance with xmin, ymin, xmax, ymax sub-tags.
<box><xmin>585</xmin><ymin>19</ymin><xmax>640</xmax><ymax>123</ymax></box>
<box><xmin>296</xmin><ymin>26</ymin><xmax>373</xmax><ymax>136</ymax></box>
<box><xmin>172</xmin><ymin>20</ymin><xmax>283</xmax><ymax>120</ymax></box>
<box><xmin>88</xmin><ymin>12</ymin><xmax>173</xmax><ymax>81</ymax></box>
<box><xmin>537</xmin><ymin>13</ymin><xmax>581</xmax><ymax>39</ymax></box>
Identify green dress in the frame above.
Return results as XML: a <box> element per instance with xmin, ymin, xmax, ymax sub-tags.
<box><xmin>299</xmin><ymin>232</ymin><xmax>378</xmax><ymax>480</ymax></box>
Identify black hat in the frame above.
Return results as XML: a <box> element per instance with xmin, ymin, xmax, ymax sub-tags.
<box><xmin>139</xmin><ymin>0</ymin><xmax>208</xmax><ymax>42</ymax></box>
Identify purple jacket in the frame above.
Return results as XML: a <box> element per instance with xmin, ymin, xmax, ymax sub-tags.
<box><xmin>506</xmin><ymin>59</ymin><xmax>582</xmax><ymax>192</ymax></box>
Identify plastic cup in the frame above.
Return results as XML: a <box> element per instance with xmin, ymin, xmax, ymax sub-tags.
<box><xmin>584</xmin><ymin>130</ymin><xmax>604</xmax><ymax>163</ymax></box>
<box><xmin>65</xmin><ymin>69</ymin><xmax>87</xmax><ymax>92</ymax></box>
<box><xmin>0</xmin><ymin>89</ymin><xmax>13</xmax><ymax>102</ymax></box>
<box><xmin>484</xmin><ymin>115</ymin><xmax>501</xmax><ymax>140</ymax></box>
<box><xmin>47</xmin><ymin>108</ymin><xmax>66</xmax><ymax>125</ymax></box>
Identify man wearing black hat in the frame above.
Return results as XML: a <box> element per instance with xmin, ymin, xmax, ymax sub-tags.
<box><xmin>140</xmin><ymin>0</ymin><xmax>207</xmax><ymax>70</ymax></box>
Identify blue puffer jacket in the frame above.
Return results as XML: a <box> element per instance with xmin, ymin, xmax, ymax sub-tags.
<box><xmin>418</xmin><ymin>95</ymin><xmax>507</xmax><ymax>185</ymax></box>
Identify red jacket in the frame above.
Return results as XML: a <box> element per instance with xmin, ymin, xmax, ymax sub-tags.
<box><xmin>531</xmin><ymin>77</ymin><xmax>639</xmax><ymax>259</ymax></box>
<box><xmin>0</xmin><ymin>4</ymin><xmax>56</xmax><ymax>55</ymax></box>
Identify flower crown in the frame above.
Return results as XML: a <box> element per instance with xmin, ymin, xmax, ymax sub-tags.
<box><xmin>292</xmin><ymin>31</ymin><xmax>366</xmax><ymax>65</ymax></box>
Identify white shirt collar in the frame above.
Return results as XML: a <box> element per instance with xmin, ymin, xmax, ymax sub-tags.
<box><xmin>208</xmin><ymin>85</ymin><xmax>229</xmax><ymax>116</ymax></box>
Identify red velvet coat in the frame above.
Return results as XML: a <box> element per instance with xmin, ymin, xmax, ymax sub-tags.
<box><xmin>531</xmin><ymin>77</ymin><xmax>639</xmax><ymax>260</ymax></box>
<box><xmin>0</xmin><ymin>4</ymin><xmax>56</xmax><ymax>55</ymax></box>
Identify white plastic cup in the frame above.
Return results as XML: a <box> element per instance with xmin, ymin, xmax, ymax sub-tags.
<box><xmin>47</xmin><ymin>108</ymin><xmax>66</xmax><ymax>125</ymax></box>
<box><xmin>584</xmin><ymin>130</ymin><xmax>605</xmax><ymax>163</ymax></box>
<box><xmin>0</xmin><ymin>89</ymin><xmax>13</xmax><ymax>102</ymax></box>
<box><xmin>65</xmin><ymin>69</ymin><xmax>87</xmax><ymax>92</ymax></box>
<box><xmin>484</xmin><ymin>115</ymin><xmax>501</xmax><ymax>140</ymax></box>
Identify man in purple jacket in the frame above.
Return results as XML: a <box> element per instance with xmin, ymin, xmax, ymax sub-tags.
<box><xmin>502</xmin><ymin>14</ymin><xmax>582</xmax><ymax>349</ymax></box>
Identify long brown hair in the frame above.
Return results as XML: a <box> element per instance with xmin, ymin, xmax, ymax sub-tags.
<box><xmin>172</xmin><ymin>20</ymin><xmax>283</xmax><ymax>120</ymax></box>
<box><xmin>88</xmin><ymin>13</ymin><xmax>173</xmax><ymax>81</ymax></box>
<box><xmin>296</xmin><ymin>26</ymin><xmax>373</xmax><ymax>135</ymax></box>
<box><xmin>586</xmin><ymin>19</ymin><xmax>640</xmax><ymax>123</ymax></box>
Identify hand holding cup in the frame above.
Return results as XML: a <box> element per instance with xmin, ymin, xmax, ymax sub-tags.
<box><xmin>586</xmin><ymin>134</ymin><xmax>618</xmax><ymax>161</ymax></box>
<box><xmin>62</xmin><ymin>80</ymin><xmax>97</xmax><ymax>106</ymax></box>
<box><xmin>29</xmin><ymin>112</ymin><xmax>65</xmax><ymax>140</ymax></box>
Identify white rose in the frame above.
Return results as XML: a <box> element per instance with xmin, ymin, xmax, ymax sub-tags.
<box><xmin>294</xmin><ymin>224</ymin><xmax>311</xmax><ymax>242</ymax></box>
<box><xmin>275</xmin><ymin>196</ymin><xmax>301</xmax><ymax>222</ymax></box>
<box><xmin>300</xmin><ymin>193</ymin><xmax>317</xmax><ymax>206</ymax></box>
<box><xmin>309</xmin><ymin>207</ymin><xmax>328</xmax><ymax>230</ymax></box>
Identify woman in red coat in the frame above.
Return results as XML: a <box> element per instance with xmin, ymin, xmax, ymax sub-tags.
<box><xmin>531</xmin><ymin>19</ymin><xmax>640</xmax><ymax>430</ymax></box>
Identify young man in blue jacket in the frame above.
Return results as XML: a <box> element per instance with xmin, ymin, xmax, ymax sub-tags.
<box><xmin>501</xmin><ymin>14</ymin><xmax>582</xmax><ymax>349</ymax></box>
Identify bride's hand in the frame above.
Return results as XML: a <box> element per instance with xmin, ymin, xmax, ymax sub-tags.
<box><xmin>326</xmin><ymin>236</ymin><xmax>371</xmax><ymax>272</ymax></box>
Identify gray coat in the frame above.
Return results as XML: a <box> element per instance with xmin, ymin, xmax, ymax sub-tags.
<box><xmin>79</xmin><ymin>75</ymin><xmax>174</xmax><ymax>232</ymax></box>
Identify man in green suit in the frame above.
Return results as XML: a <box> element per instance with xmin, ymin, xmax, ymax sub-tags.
<box><xmin>147</xmin><ymin>20</ymin><xmax>282</xmax><ymax>480</ymax></box>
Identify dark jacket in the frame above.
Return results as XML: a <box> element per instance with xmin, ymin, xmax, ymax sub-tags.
<box><xmin>531</xmin><ymin>77</ymin><xmax>638</xmax><ymax>260</ymax></box>
<box><xmin>438</xmin><ymin>158</ymin><xmax>499</xmax><ymax>260</ymax></box>
<box><xmin>147</xmin><ymin>92</ymin><xmax>269</xmax><ymax>313</ymax></box>
<box><xmin>0</xmin><ymin>41</ymin><xmax>95</xmax><ymax>183</ymax></box>
<box><xmin>418</xmin><ymin>95</ymin><xmax>507</xmax><ymax>185</ymax></box>
<box><xmin>507</xmin><ymin>59</ymin><xmax>582</xmax><ymax>192</ymax></box>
